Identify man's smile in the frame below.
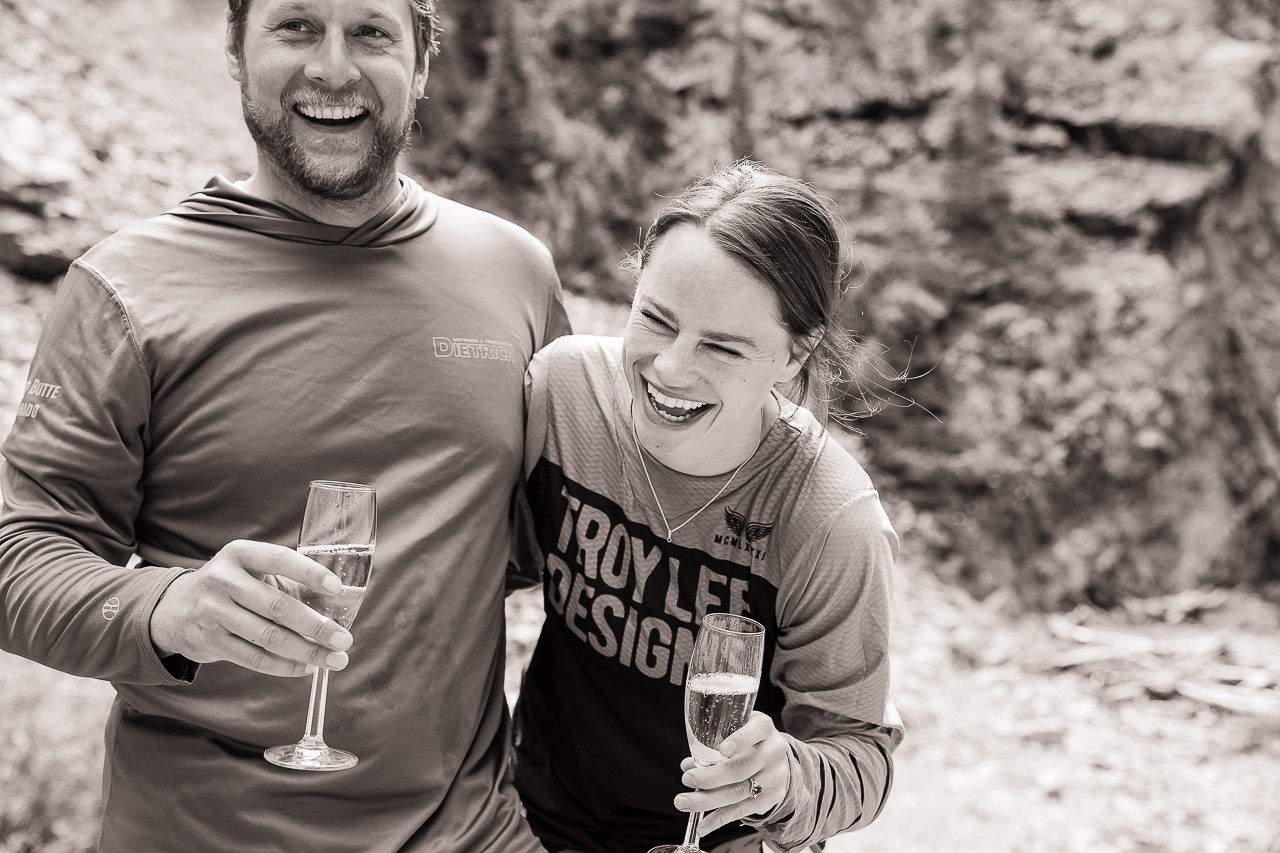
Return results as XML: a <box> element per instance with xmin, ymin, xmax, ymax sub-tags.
<box><xmin>294</xmin><ymin>102</ymin><xmax>369</xmax><ymax>126</ymax></box>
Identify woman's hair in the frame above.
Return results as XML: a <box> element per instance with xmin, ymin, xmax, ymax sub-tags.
<box><xmin>625</xmin><ymin>160</ymin><xmax>873</xmax><ymax>422</ymax></box>
<box><xmin>226</xmin><ymin>0</ymin><xmax>441</xmax><ymax>74</ymax></box>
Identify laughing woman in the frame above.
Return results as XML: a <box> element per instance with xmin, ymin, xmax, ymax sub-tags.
<box><xmin>512</xmin><ymin>161</ymin><xmax>902</xmax><ymax>853</ymax></box>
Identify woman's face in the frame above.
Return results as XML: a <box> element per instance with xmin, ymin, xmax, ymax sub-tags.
<box><xmin>623</xmin><ymin>225</ymin><xmax>804</xmax><ymax>476</ymax></box>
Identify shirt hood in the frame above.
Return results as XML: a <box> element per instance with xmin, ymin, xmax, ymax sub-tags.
<box><xmin>165</xmin><ymin>174</ymin><xmax>439</xmax><ymax>247</ymax></box>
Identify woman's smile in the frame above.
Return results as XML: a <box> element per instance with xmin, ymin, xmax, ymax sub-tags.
<box><xmin>643</xmin><ymin>379</ymin><xmax>713</xmax><ymax>423</ymax></box>
<box><xmin>623</xmin><ymin>224</ymin><xmax>804</xmax><ymax>475</ymax></box>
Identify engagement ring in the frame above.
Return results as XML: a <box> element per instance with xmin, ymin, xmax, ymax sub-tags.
<box><xmin>748</xmin><ymin>777</ymin><xmax>762</xmax><ymax>799</ymax></box>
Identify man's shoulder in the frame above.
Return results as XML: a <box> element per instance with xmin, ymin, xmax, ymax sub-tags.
<box><xmin>76</xmin><ymin>207</ymin><xmax>210</xmax><ymax>281</ymax></box>
<box><xmin>431</xmin><ymin>194</ymin><xmax>552</xmax><ymax>261</ymax></box>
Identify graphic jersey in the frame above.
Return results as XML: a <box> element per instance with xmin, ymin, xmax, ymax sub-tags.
<box><xmin>513</xmin><ymin>336</ymin><xmax>903</xmax><ymax>853</ymax></box>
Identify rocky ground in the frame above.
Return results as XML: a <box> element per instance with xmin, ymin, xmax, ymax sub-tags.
<box><xmin>4</xmin><ymin>277</ymin><xmax>1279</xmax><ymax>852</ymax></box>
<box><xmin>2</xmin><ymin>0</ymin><xmax>1280</xmax><ymax>850</ymax></box>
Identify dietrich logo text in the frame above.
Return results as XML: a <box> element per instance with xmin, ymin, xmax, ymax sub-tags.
<box><xmin>433</xmin><ymin>337</ymin><xmax>516</xmax><ymax>363</ymax></box>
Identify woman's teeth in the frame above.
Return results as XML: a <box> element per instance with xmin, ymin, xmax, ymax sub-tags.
<box><xmin>647</xmin><ymin>383</ymin><xmax>710</xmax><ymax>422</ymax></box>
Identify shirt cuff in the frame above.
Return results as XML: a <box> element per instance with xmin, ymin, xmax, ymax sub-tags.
<box><xmin>140</xmin><ymin>568</ymin><xmax>201</xmax><ymax>685</ymax></box>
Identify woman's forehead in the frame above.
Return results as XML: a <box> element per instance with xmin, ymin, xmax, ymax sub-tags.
<box><xmin>635</xmin><ymin>228</ymin><xmax>789</xmax><ymax>346</ymax></box>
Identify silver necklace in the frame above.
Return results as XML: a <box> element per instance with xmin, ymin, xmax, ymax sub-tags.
<box><xmin>630</xmin><ymin>416</ymin><xmax>756</xmax><ymax>543</ymax></box>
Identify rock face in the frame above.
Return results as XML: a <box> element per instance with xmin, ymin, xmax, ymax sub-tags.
<box><xmin>406</xmin><ymin>0</ymin><xmax>1280</xmax><ymax>605</ymax></box>
<box><xmin>783</xmin><ymin>0</ymin><xmax>1280</xmax><ymax>606</ymax></box>
<box><xmin>0</xmin><ymin>0</ymin><xmax>249</xmax><ymax>281</ymax></box>
<box><xmin>4</xmin><ymin>0</ymin><xmax>1280</xmax><ymax>606</ymax></box>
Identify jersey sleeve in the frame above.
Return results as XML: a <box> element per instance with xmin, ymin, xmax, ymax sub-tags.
<box><xmin>744</xmin><ymin>490</ymin><xmax>904</xmax><ymax>849</ymax></box>
<box><xmin>532</xmin><ymin>237</ymin><xmax>572</xmax><ymax>349</ymax></box>
<box><xmin>0</xmin><ymin>262</ymin><xmax>191</xmax><ymax>685</ymax></box>
<box><xmin>507</xmin><ymin>342</ymin><xmax>559</xmax><ymax>593</ymax></box>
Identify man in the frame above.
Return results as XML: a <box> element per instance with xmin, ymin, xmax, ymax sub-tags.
<box><xmin>0</xmin><ymin>0</ymin><xmax>568</xmax><ymax>850</ymax></box>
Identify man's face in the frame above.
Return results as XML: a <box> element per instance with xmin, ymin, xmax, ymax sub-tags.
<box><xmin>228</xmin><ymin>0</ymin><xmax>428</xmax><ymax>201</ymax></box>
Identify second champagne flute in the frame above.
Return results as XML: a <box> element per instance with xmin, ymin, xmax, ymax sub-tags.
<box><xmin>264</xmin><ymin>480</ymin><xmax>376</xmax><ymax>772</ymax></box>
<box><xmin>650</xmin><ymin>612</ymin><xmax>766</xmax><ymax>853</ymax></box>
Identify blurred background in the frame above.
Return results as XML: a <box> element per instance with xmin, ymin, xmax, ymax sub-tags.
<box><xmin>2</xmin><ymin>0</ymin><xmax>1279</xmax><ymax>850</ymax></box>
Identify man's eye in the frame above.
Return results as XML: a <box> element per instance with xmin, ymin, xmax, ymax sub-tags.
<box><xmin>355</xmin><ymin>25</ymin><xmax>389</xmax><ymax>38</ymax></box>
<box><xmin>273</xmin><ymin>20</ymin><xmax>316</xmax><ymax>38</ymax></box>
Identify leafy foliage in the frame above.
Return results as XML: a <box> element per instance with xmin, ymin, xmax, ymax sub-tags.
<box><xmin>406</xmin><ymin>0</ymin><xmax>1280</xmax><ymax>607</ymax></box>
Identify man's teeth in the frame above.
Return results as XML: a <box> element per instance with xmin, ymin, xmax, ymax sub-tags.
<box><xmin>298</xmin><ymin>104</ymin><xmax>366</xmax><ymax>120</ymax></box>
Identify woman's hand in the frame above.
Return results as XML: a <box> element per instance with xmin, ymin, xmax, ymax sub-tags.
<box><xmin>674</xmin><ymin>711</ymin><xmax>791</xmax><ymax>836</ymax></box>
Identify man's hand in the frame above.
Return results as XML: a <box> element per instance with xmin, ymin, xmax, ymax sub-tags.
<box><xmin>149</xmin><ymin>539</ymin><xmax>353</xmax><ymax>677</ymax></box>
<box><xmin>674</xmin><ymin>711</ymin><xmax>792</xmax><ymax>835</ymax></box>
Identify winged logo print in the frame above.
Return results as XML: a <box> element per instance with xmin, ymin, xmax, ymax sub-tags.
<box><xmin>724</xmin><ymin>507</ymin><xmax>772</xmax><ymax>542</ymax></box>
<box><xmin>724</xmin><ymin>506</ymin><xmax>745</xmax><ymax>535</ymax></box>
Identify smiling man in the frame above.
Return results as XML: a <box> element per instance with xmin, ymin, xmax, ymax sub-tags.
<box><xmin>0</xmin><ymin>1</ymin><xmax>568</xmax><ymax>851</ymax></box>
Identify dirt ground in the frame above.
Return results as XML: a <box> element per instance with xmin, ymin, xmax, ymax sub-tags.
<box><xmin>2</xmin><ymin>0</ymin><xmax>1279</xmax><ymax>846</ymax></box>
<box><xmin>8</xmin><ymin>284</ymin><xmax>1276</xmax><ymax>852</ymax></box>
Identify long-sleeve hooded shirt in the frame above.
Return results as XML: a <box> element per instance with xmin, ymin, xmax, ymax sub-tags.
<box><xmin>511</xmin><ymin>336</ymin><xmax>903</xmax><ymax>853</ymax></box>
<box><xmin>0</xmin><ymin>174</ymin><xmax>569</xmax><ymax>853</ymax></box>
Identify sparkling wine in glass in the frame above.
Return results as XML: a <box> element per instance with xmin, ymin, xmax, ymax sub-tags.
<box><xmin>650</xmin><ymin>613</ymin><xmax>766</xmax><ymax>853</ymax></box>
<box><xmin>264</xmin><ymin>480</ymin><xmax>375</xmax><ymax>771</ymax></box>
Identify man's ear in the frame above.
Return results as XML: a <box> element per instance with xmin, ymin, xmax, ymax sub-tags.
<box><xmin>413</xmin><ymin>60</ymin><xmax>429</xmax><ymax>100</ymax></box>
<box><xmin>226</xmin><ymin>26</ymin><xmax>244</xmax><ymax>83</ymax></box>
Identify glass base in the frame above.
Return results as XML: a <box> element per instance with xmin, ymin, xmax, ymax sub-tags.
<box><xmin>264</xmin><ymin>739</ymin><xmax>358</xmax><ymax>772</ymax></box>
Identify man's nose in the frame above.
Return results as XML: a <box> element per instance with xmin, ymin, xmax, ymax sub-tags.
<box><xmin>305</xmin><ymin>29</ymin><xmax>361</xmax><ymax>88</ymax></box>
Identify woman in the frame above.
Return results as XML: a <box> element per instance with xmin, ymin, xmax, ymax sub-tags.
<box><xmin>513</xmin><ymin>161</ymin><xmax>902</xmax><ymax>853</ymax></box>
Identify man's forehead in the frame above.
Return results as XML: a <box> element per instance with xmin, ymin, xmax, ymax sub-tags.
<box><xmin>251</xmin><ymin>0</ymin><xmax>416</xmax><ymax>25</ymax></box>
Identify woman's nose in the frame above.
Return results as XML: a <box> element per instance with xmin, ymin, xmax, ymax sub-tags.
<box><xmin>651</xmin><ymin>338</ymin><xmax>697</xmax><ymax>386</ymax></box>
<box><xmin>305</xmin><ymin>30</ymin><xmax>361</xmax><ymax>88</ymax></box>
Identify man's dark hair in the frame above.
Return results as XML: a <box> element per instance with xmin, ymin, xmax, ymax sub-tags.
<box><xmin>227</xmin><ymin>0</ymin><xmax>441</xmax><ymax>74</ymax></box>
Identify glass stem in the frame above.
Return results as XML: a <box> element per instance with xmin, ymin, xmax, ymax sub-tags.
<box><xmin>313</xmin><ymin>668</ymin><xmax>331</xmax><ymax>743</ymax></box>
<box><xmin>302</xmin><ymin>667</ymin><xmax>323</xmax><ymax>743</ymax></box>
<box><xmin>680</xmin><ymin>807</ymin><xmax>703</xmax><ymax>851</ymax></box>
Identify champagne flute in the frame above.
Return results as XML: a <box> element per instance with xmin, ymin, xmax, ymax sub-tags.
<box><xmin>264</xmin><ymin>480</ymin><xmax>376</xmax><ymax>771</ymax></box>
<box><xmin>650</xmin><ymin>613</ymin><xmax>766</xmax><ymax>853</ymax></box>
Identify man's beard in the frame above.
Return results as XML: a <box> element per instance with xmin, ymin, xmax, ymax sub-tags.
<box><xmin>241</xmin><ymin>83</ymin><xmax>414</xmax><ymax>202</ymax></box>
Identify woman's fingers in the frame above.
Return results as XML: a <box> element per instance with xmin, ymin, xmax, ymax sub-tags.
<box><xmin>716</xmin><ymin>712</ymin><xmax>774</xmax><ymax>758</ymax></box>
<box><xmin>674</xmin><ymin>761</ymin><xmax>788</xmax><ymax>835</ymax></box>
<box><xmin>673</xmin><ymin>714</ymin><xmax>792</xmax><ymax>835</ymax></box>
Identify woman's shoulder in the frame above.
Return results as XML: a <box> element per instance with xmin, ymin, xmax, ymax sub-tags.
<box><xmin>531</xmin><ymin>334</ymin><xmax>623</xmax><ymax>375</ymax></box>
<box><xmin>778</xmin><ymin>401</ymin><xmax>877</xmax><ymax>496</ymax></box>
<box><xmin>528</xmin><ymin>335</ymin><xmax>625</xmax><ymax>429</ymax></box>
<box><xmin>765</xmin><ymin>404</ymin><xmax>890</xmax><ymax>560</ymax></box>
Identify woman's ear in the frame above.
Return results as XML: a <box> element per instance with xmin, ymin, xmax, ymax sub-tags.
<box><xmin>779</xmin><ymin>332</ymin><xmax>820</xmax><ymax>384</ymax></box>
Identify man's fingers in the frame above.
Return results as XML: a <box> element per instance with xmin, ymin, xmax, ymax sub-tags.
<box><xmin>217</xmin><ymin>604</ymin><xmax>350</xmax><ymax>671</ymax></box>
<box><xmin>225</xmin><ymin>580</ymin><xmax>351</xmax><ymax>656</ymax></box>
<box><xmin>216</xmin><ymin>632</ymin><xmax>321</xmax><ymax>678</ymax></box>
<box><xmin>228</xmin><ymin>539</ymin><xmax>341</xmax><ymax>594</ymax></box>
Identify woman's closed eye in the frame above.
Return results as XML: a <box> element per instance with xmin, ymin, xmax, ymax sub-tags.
<box><xmin>640</xmin><ymin>310</ymin><xmax>674</xmax><ymax>331</ymax></box>
<box><xmin>704</xmin><ymin>342</ymin><xmax>743</xmax><ymax>358</ymax></box>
